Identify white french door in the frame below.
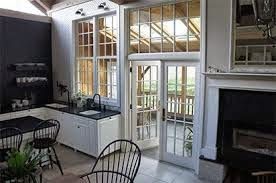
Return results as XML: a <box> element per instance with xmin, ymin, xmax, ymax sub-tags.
<box><xmin>131</xmin><ymin>61</ymin><xmax>198</xmax><ymax>169</ymax></box>
<box><xmin>131</xmin><ymin>61</ymin><xmax>161</xmax><ymax>149</ymax></box>
<box><xmin>160</xmin><ymin>62</ymin><xmax>197</xmax><ymax>169</ymax></box>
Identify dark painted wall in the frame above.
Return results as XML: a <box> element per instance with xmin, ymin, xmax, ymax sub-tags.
<box><xmin>0</xmin><ymin>16</ymin><xmax>52</xmax><ymax>109</ymax></box>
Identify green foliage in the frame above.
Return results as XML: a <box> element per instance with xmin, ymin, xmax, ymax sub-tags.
<box><xmin>4</xmin><ymin>145</ymin><xmax>44</xmax><ymax>182</ymax></box>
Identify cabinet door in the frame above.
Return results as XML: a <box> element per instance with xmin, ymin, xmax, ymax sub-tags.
<box><xmin>89</xmin><ymin>121</ymin><xmax>97</xmax><ymax>156</ymax></box>
<box><xmin>60</xmin><ymin>113</ymin><xmax>75</xmax><ymax>147</ymax></box>
<box><xmin>98</xmin><ymin>115</ymin><xmax>121</xmax><ymax>153</ymax></box>
<box><xmin>74</xmin><ymin>121</ymin><xmax>90</xmax><ymax>154</ymax></box>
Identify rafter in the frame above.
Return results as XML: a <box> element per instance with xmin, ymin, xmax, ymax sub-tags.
<box><xmin>109</xmin><ymin>0</ymin><xmax>137</xmax><ymax>5</ymax></box>
<box><xmin>28</xmin><ymin>0</ymin><xmax>56</xmax><ymax>14</ymax></box>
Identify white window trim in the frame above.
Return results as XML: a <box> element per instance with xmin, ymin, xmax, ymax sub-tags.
<box><xmin>73</xmin><ymin>11</ymin><xmax>120</xmax><ymax>107</ymax></box>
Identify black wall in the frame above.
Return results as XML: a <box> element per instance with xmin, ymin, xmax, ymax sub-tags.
<box><xmin>0</xmin><ymin>16</ymin><xmax>52</xmax><ymax>109</ymax></box>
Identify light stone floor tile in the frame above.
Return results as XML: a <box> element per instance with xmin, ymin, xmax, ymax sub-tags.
<box><xmin>43</xmin><ymin>144</ymin><xmax>209</xmax><ymax>183</ymax></box>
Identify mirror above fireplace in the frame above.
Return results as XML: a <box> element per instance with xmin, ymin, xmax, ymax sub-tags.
<box><xmin>231</xmin><ymin>0</ymin><xmax>276</xmax><ymax>73</ymax></box>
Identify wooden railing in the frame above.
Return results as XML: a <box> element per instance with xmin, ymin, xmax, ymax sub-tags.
<box><xmin>167</xmin><ymin>94</ymin><xmax>195</xmax><ymax>117</ymax></box>
<box><xmin>137</xmin><ymin>92</ymin><xmax>195</xmax><ymax>117</ymax></box>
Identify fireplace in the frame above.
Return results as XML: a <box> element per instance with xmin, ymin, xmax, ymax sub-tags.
<box><xmin>217</xmin><ymin>89</ymin><xmax>276</xmax><ymax>171</ymax></box>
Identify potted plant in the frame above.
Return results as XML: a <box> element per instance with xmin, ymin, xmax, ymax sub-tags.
<box><xmin>184</xmin><ymin>126</ymin><xmax>193</xmax><ymax>157</ymax></box>
<box><xmin>72</xmin><ymin>92</ymin><xmax>86</xmax><ymax>108</ymax></box>
<box><xmin>2</xmin><ymin>145</ymin><xmax>44</xmax><ymax>183</ymax></box>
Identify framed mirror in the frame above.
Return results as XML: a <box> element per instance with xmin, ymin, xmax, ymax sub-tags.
<box><xmin>231</xmin><ymin>0</ymin><xmax>276</xmax><ymax>73</ymax></box>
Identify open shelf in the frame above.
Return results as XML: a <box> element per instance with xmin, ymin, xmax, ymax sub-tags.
<box><xmin>16</xmin><ymin>80</ymin><xmax>48</xmax><ymax>88</ymax></box>
<box><xmin>12</xmin><ymin>63</ymin><xmax>48</xmax><ymax>72</ymax></box>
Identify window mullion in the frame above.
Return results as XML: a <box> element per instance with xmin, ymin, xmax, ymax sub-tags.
<box><xmin>94</xmin><ymin>17</ymin><xmax>98</xmax><ymax>96</ymax></box>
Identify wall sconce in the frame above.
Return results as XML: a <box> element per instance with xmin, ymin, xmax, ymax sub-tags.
<box><xmin>98</xmin><ymin>2</ymin><xmax>109</xmax><ymax>10</ymax></box>
<box><xmin>252</xmin><ymin>0</ymin><xmax>276</xmax><ymax>41</ymax></box>
<box><xmin>75</xmin><ymin>8</ymin><xmax>85</xmax><ymax>16</ymax></box>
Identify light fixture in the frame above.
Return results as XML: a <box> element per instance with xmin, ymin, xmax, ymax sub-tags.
<box><xmin>98</xmin><ymin>2</ymin><xmax>109</xmax><ymax>10</ymax></box>
<box><xmin>252</xmin><ymin>0</ymin><xmax>276</xmax><ymax>41</ymax></box>
<box><xmin>75</xmin><ymin>8</ymin><xmax>85</xmax><ymax>16</ymax></box>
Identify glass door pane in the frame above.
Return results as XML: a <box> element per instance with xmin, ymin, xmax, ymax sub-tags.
<box><xmin>164</xmin><ymin>65</ymin><xmax>196</xmax><ymax>161</ymax></box>
<box><xmin>131</xmin><ymin>62</ymin><xmax>161</xmax><ymax>149</ymax></box>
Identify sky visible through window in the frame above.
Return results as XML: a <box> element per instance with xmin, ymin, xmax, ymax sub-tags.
<box><xmin>0</xmin><ymin>0</ymin><xmax>45</xmax><ymax>16</ymax></box>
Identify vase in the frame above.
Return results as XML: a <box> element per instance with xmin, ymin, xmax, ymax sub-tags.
<box><xmin>76</xmin><ymin>100</ymin><xmax>83</xmax><ymax>108</ymax></box>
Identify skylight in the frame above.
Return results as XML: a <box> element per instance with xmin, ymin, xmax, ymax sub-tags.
<box><xmin>0</xmin><ymin>0</ymin><xmax>45</xmax><ymax>16</ymax></box>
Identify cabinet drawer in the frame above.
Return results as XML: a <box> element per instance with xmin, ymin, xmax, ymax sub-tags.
<box><xmin>74</xmin><ymin>116</ymin><xmax>89</xmax><ymax>125</ymax></box>
<box><xmin>97</xmin><ymin>115</ymin><xmax>120</xmax><ymax>123</ymax></box>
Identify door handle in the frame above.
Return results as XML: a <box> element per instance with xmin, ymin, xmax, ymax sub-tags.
<box><xmin>162</xmin><ymin>108</ymin><xmax>166</xmax><ymax>121</ymax></box>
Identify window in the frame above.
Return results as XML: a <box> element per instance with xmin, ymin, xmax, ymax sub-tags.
<box><xmin>97</xmin><ymin>15</ymin><xmax>117</xmax><ymax>100</ymax></box>
<box><xmin>0</xmin><ymin>0</ymin><xmax>45</xmax><ymax>16</ymax></box>
<box><xmin>75</xmin><ymin>14</ymin><xmax>118</xmax><ymax>102</ymax></box>
<box><xmin>76</xmin><ymin>20</ymin><xmax>94</xmax><ymax>96</ymax></box>
<box><xmin>129</xmin><ymin>0</ymin><xmax>200</xmax><ymax>54</ymax></box>
<box><xmin>97</xmin><ymin>58</ymin><xmax>117</xmax><ymax>99</ymax></box>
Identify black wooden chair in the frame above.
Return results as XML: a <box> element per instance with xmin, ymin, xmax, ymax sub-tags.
<box><xmin>31</xmin><ymin>119</ymin><xmax>63</xmax><ymax>177</ymax></box>
<box><xmin>80</xmin><ymin>139</ymin><xmax>141</xmax><ymax>183</ymax></box>
<box><xmin>0</xmin><ymin>127</ymin><xmax>23</xmax><ymax>161</ymax></box>
<box><xmin>0</xmin><ymin>127</ymin><xmax>23</xmax><ymax>181</ymax></box>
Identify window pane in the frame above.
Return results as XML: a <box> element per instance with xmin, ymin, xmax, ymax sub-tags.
<box><xmin>151</xmin><ymin>7</ymin><xmax>161</xmax><ymax>22</ymax></box>
<box><xmin>162</xmin><ymin>37</ymin><xmax>174</xmax><ymax>52</ymax></box>
<box><xmin>175</xmin><ymin>19</ymin><xmax>188</xmax><ymax>36</ymax></box>
<box><xmin>76</xmin><ymin>19</ymin><xmax>94</xmax><ymax>96</ymax></box>
<box><xmin>97</xmin><ymin>59</ymin><xmax>118</xmax><ymax>99</ymax></box>
<box><xmin>139</xmin><ymin>39</ymin><xmax>150</xmax><ymax>53</ymax></box>
<box><xmin>140</xmin><ymin>24</ymin><xmax>150</xmax><ymax>38</ymax></box>
<box><xmin>128</xmin><ymin>2</ymin><xmax>200</xmax><ymax>54</ymax></box>
<box><xmin>130</xmin><ymin>11</ymin><xmax>138</xmax><ymax>26</ymax></box>
<box><xmin>175</xmin><ymin>36</ymin><xmax>187</xmax><ymax>52</ymax></box>
<box><xmin>163</xmin><ymin>4</ymin><xmax>174</xmax><ymax>21</ymax></box>
<box><xmin>150</xmin><ymin>38</ymin><xmax>161</xmax><ymax>53</ymax></box>
<box><xmin>175</xmin><ymin>2</ymin><xmax>188</xmax><ymax>18</ymax></box>
<box><xmin>189</xmin><ymin>0</ymin><xmax>200</xmax><ymax>17</ymax></box>
<box><xmin>140</xmin><ymin>8</ymin><xmax>150</xmax><ymax>23</ymax></box>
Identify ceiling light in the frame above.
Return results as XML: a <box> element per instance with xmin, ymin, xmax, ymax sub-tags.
<box><xmin>98</xmin><ymin>2</ymin><xmax>109</xmax><ymax>10</ymax></box>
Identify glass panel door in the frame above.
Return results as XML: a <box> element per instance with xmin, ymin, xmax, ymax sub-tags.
<box><xmin>131</xmin><ymin>61</ymin><xmax>161</xmax><ymax>149</ymax></box>
<box><xmin>161</xmin><ymin>63</ymin><xmax>196</xmax><ymax>169</ymax></box>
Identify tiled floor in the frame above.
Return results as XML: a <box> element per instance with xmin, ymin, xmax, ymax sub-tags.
<box><xmin>43</xmin><ymin>145</ymin><xmax>209</xmax><ymax>183</ymax></box>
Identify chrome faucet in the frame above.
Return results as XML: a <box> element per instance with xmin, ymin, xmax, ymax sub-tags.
<box><xmin>92</xmin><ymin>94</ymin><xmax>101</xmax><ymax>110</ymax></box>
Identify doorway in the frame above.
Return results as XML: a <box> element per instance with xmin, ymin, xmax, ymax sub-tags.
<box><xmin>131</xmin><ymin>61</ymin><xmax>198</xmax><ymax>170</ymax></box>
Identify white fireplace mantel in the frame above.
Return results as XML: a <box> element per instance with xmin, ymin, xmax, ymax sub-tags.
<box><xmin>200</xmin><ymin>73</ymin><xmax>276</xmax><ymax>160</ymax></box>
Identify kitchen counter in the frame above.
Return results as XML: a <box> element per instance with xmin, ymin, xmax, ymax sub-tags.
<box><xmin>48</xmin><ymin>105</ymin><xmax>121</xmax><ymax>120</ymax></box>
<box><xmin>0</xmin><ymin>102</ymin><xmax>121</xmax><ymax>120</ymax></box>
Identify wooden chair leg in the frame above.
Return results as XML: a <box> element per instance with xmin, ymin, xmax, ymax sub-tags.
<box><xmin>51</xmin><ymin>146</ymin><xmax>64</xmax><ymax>175</ymax></box>
<box><xmin>48</xmin><ymin>148</ymin><xmax>54</xmax><ymax>169</ymax></box>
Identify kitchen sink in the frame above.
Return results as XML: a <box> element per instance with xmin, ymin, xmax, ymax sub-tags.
<box><xmin>79</xmin><ymin>110</ymin><xmax>100</xmax><ymax>116</ymax></box>
<box><xmin>45</xmin><ymin>103</ymin><xmax>68</xmax><ymax>109</ymax></box>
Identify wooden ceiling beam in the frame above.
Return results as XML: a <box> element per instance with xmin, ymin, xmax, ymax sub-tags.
<box><xmin>28</xmin><ymin>0</ymin><xmax>56</xmax><ymax>14</ymax></box>
<box><xmin>109</xmin><ymin>0</ymin><xmax>137</xmax><ymax>5</ymax></box>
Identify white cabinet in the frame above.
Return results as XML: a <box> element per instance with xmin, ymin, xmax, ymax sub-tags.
<box><xmin>0</xmin><ymin>107</ymin><xmax>121</xmax><ymax>157</ymax></box>
<box><xmin>73</xmin><ymin>117</ymin><xmax>91</xmax><ymax>154</ymax></box>
<box><xmin>97</xmin><ymin>115</ymin><xmax>121</xmax><ymax>155</ymax></box>
<box><xmin>58</xmin><ymin>112</ymin><xmax>75</xmax><ymax>147</ymax></box>
<box><xmin>89</xmin><ymin>121</ymin><xmax>97</xmax><ymax>156</ymax></box>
